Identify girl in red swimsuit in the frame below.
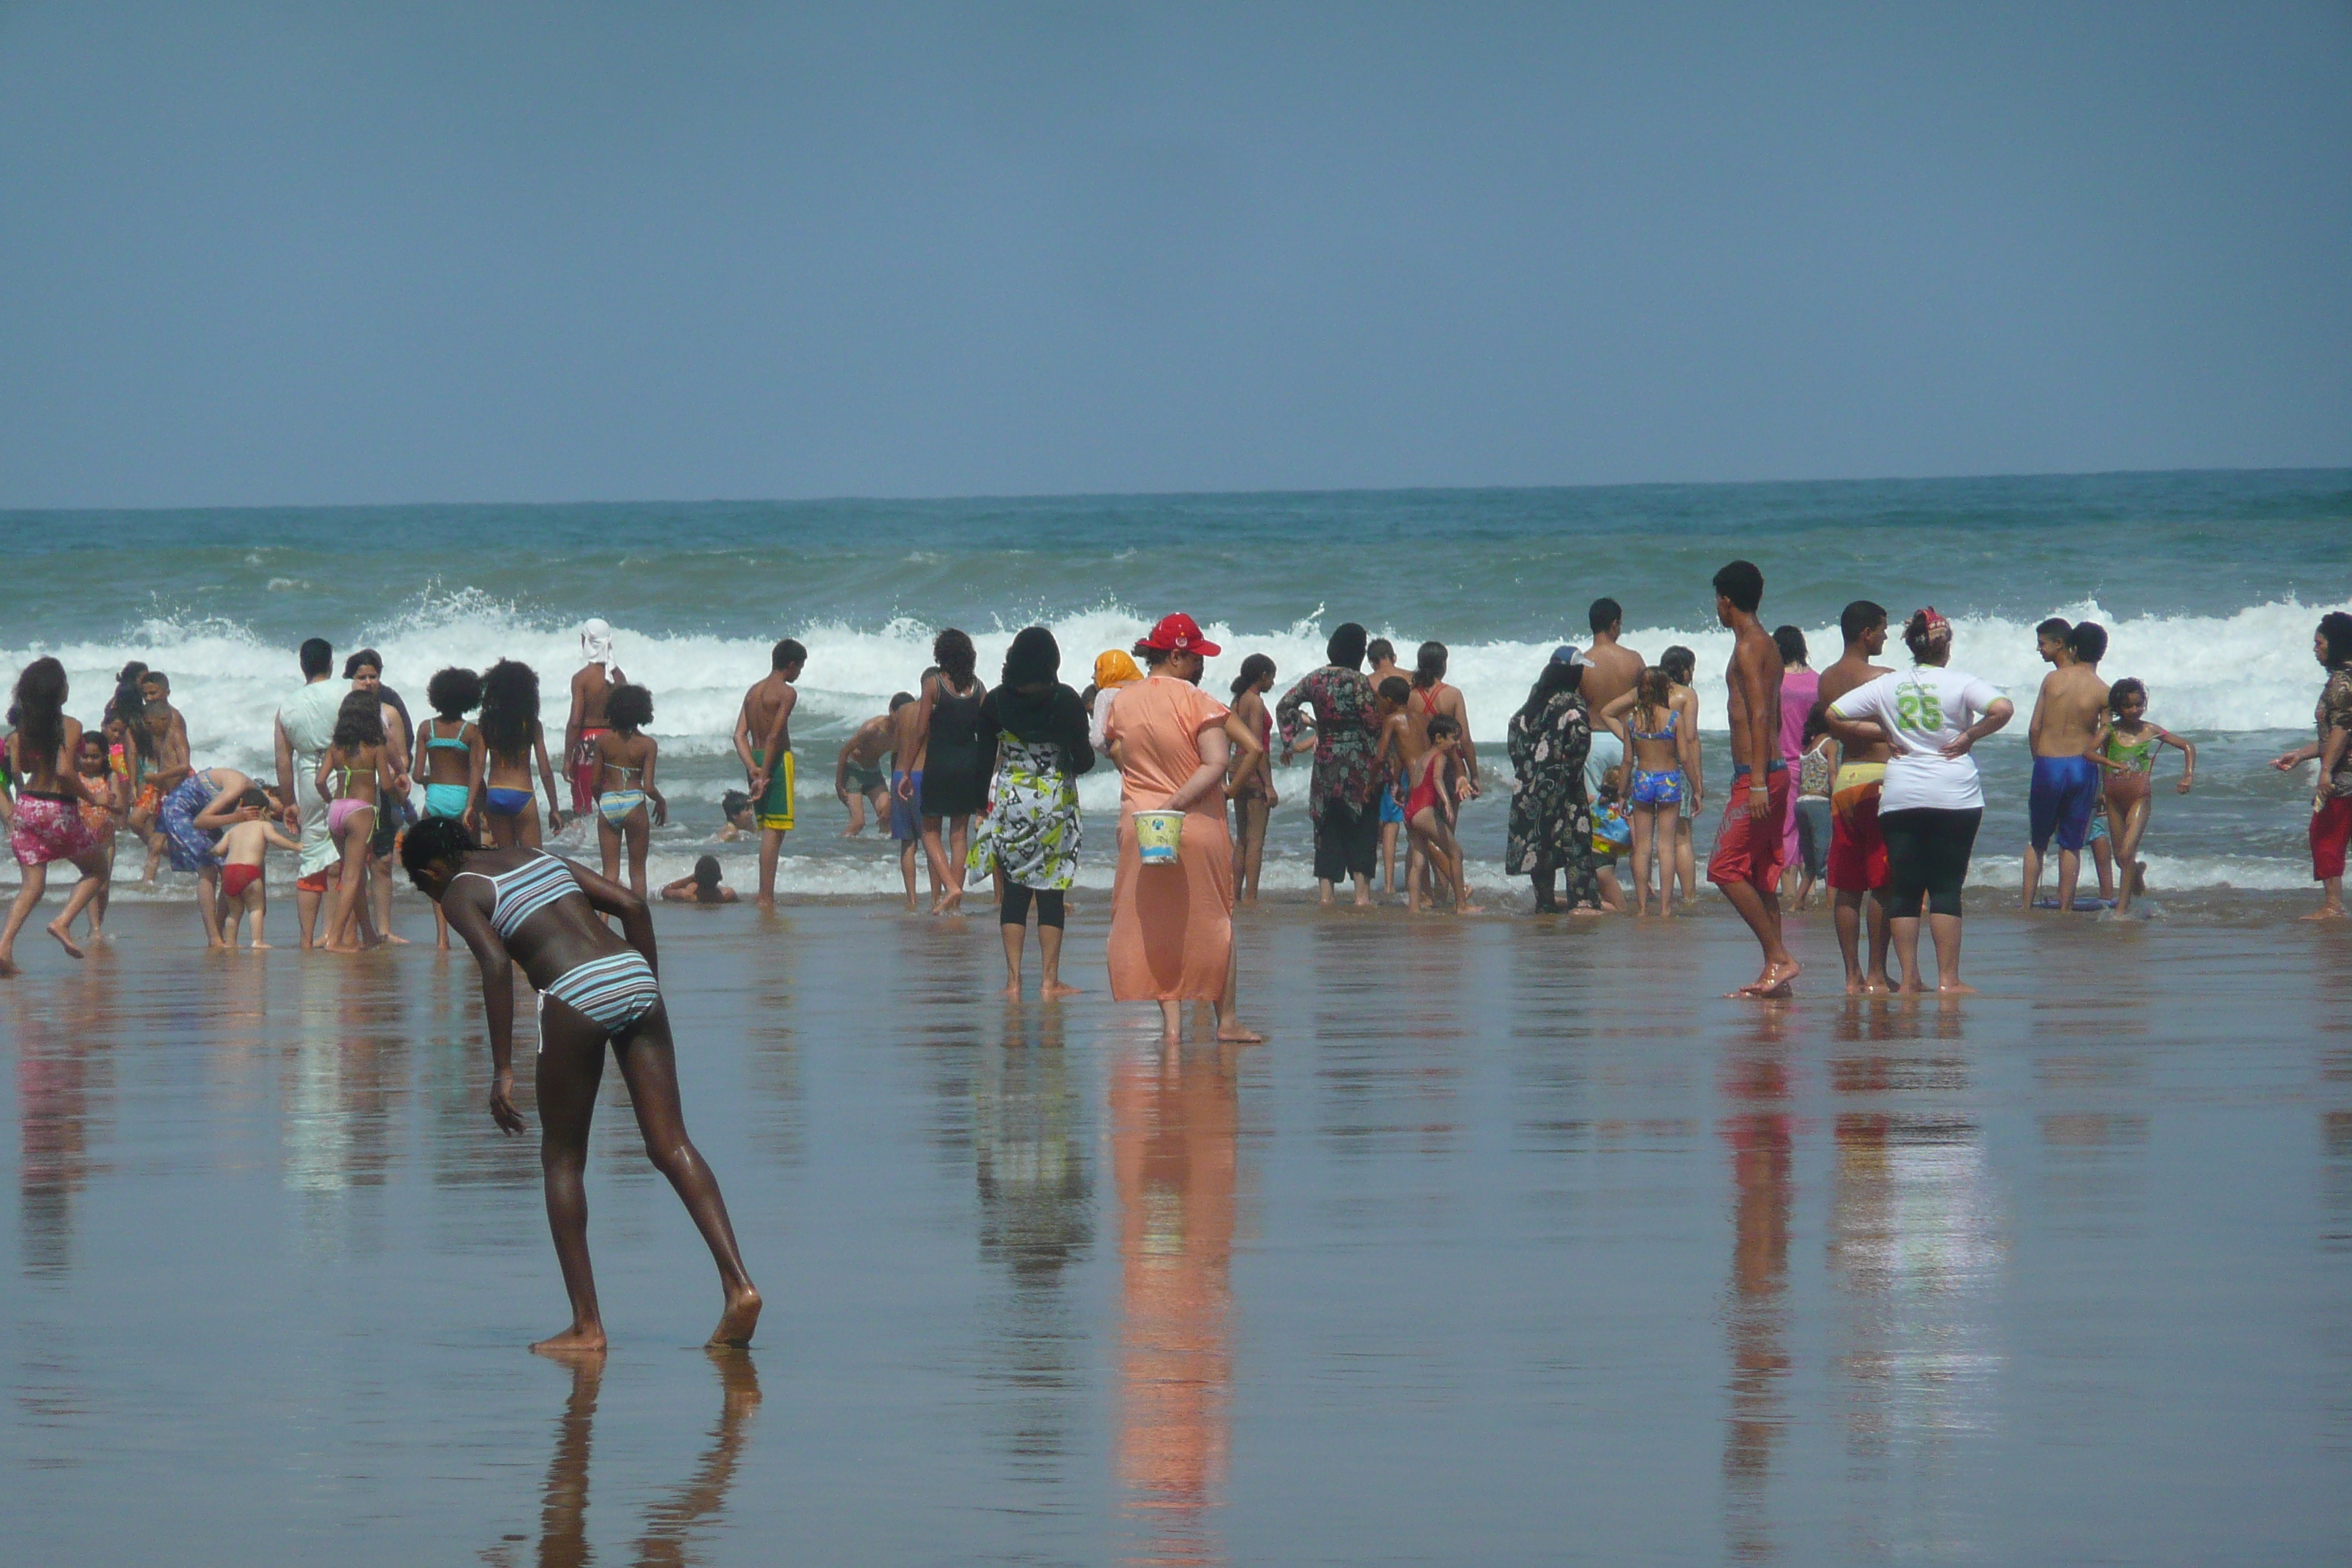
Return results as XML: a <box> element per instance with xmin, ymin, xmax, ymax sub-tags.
<box><xmin>1403</xmin><ymin>717</ymin><xmax>1480</xmax><ymax>914</ymax></box>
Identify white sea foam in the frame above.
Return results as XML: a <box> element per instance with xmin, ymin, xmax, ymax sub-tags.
<box><xmin>5</xmin><ymin>593</ymin><xmax>2342</xmax><ymax>785</ymax></box>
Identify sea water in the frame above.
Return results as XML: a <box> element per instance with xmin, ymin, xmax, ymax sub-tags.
<box><xmin>4</xmin><ymin>468</ymin><xmax>2345</xmax><ymax>895</ymax></box>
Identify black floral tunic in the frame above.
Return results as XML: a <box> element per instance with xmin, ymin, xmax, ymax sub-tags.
<box><xmin>1505</xmin><ymin>689</ymin><xmax>1601</xmax><ymax>905</ymax></box>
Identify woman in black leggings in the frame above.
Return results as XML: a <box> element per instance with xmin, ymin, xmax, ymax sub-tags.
<box><xmin>1825</xmin><ymin>608</ymin><xmax>2013</xmax><ymax>994</ymax></box>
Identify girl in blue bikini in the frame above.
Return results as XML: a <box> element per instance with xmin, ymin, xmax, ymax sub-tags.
<box><xmin>1602</xmin><ymin>668</ymin><xmax>1697</xmax><ymax>916</ymax></box>
<box><xmin>478</xmin><ymin>660</ymin><xmax>567</xmax><ymax>851</ymax></box>
<box><xmin>592</xmin><ymin>683</ymin><xmax>667</xmax><ymax>900</ymax></box>
<box><xmin>417</xmin><ymin>667</ymin><xmax>487</xmax><ymax>950</ymax></box>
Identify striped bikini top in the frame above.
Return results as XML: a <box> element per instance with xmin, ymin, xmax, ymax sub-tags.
<box><xmin>453</xmin><ymin>851</ymin><xmax>579</xmax><ymax>939</ymax></box>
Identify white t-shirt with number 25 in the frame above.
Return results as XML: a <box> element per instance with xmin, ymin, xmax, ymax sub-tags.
<box><xmin>1828</xmin><ymin>664</ymin><xmax>2006</xmax><ymax>813</ymax></box>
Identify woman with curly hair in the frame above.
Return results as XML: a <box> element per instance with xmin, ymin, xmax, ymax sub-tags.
<box><xmin>478</xmin><ymin>660</ymin><xmax>566</xmax><ymax>850</ymax></box>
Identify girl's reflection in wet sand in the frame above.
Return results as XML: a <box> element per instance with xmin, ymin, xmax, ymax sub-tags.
<box><xmin>487</xmin><ymin>1351</ymin><xmax>761</xmax><ymax>1568</ymax></box>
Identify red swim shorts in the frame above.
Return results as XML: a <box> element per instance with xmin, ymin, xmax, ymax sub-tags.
<box><xmin>1708</xmin><ymin>769</ymin><xmax>1790</xmax><ymax>894</ymax></box>
<box><xmin>1826</xmin><ymin>770</ymin><xmax>1889</xmax><ymax>893</ymax></box>
<box><xmin>295</xmin><ymin>866</ymin><xmax>338</xmax><ymax>894</ymax></box>
<box><xmin>2314</xmin><ymin>796</ymin><xmax>2352</xmax><ymax>882</ymax></box>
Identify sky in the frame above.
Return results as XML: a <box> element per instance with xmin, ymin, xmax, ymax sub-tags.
<box><xmin>1</xmin><ymin>1</ymin><xmax>2347</xmax><ymax>508</ymax></box>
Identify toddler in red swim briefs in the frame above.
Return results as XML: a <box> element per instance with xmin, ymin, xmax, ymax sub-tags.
<box><xmin>212</xmin><ymin>788</ymin><xmax>304</xmax><ymax>951</ymax></box>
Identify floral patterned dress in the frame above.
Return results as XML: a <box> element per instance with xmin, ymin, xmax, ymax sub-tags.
<box><xmin>1275</xmin><ymin>665</ymin><xmax>1381</xmax><ymax>821</ymax></box>
<box><xmin>969</xmin><ymin>730</ymin><xmax>1083</xmax><ymax>890</ymax></box>
<box><xmin>1505</xmin><ymin>689</ymin><xmax>1601</xmax><ymax>905</ymax></box>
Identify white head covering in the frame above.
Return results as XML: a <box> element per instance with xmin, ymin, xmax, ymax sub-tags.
<box><xmin>580</xmin><ymin>618</ymin><xmax>620</xmax><ymax>680</ymax></box>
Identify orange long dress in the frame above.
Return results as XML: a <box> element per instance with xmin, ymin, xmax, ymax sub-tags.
<box><xmin>1105</xmin><ymin>676</ymin><xmax>1235</xmax><ymax>1002</ymax></box>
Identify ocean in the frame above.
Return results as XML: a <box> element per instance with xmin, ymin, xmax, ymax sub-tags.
<box><xmin>5</xmin><ymin>467</ymin><xmax>2347</xmax><ymax>897</ymax></box>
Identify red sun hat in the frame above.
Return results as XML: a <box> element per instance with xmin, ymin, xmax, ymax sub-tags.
<box><xmin>1137</xmin><ymin>612</ymin><xmax>1221</xmax><ymax>658</ymax></box>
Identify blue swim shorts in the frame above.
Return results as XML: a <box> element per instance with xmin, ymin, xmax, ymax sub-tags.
<box><xmin>2029</xmin><ymin>755</ymin><xmax>2100</xmax><ymax>854</ymax></box>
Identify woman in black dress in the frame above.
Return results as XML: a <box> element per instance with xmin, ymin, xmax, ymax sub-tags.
<box><xmin>919</xmin><ymin>627</ymin><xmax>990</xmax><ymax>913</ymax></box>
<box><xmin>1505</xmin><ymin>647</ymin><xmax>1603</xmax><ymax>913</ymax></box>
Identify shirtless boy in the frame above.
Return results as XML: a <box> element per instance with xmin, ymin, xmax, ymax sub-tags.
<box><xmin>1706</xmin><ymin>562</ymin><xmax>1796</xmax><ymax>998</ymax></box>
<box><xmin>2024</xmin><ymin>618</ymin><xmax>2111</xmax><ymax>912</ymax></box>
<box><xmin>1813</xmin><ymin>600</ymin><xmax>1898</xmax><ymax>992</ymax></box>
<box><xmin>206</xmin><ymin>788</ymin><xmax>303</xmax><ymax>949</ymax></box>
<box><xmin>834</xmin><ymin>710</ymin><xmax>897</xmax><ymax>837</ymax></box>
<box><xmin>1580</xmin><ymin>599</ymin><xmax>1645</xmax><ymax>911</ymax></box>
<box><xmin>1370</xmin><ymin>676</ymin><xmax>1417</xmax><ymax>900</ymax></box>
<box><xmin>1367</xmin><ymin>641</ymin><xmax>1409</xmax><ymax>891</ymax></box>
<box><xmin>887</xmin><ymin>685</ymin><xmax>932</xmax><ymax>911</ymax></box>
<box><xmin>733</xmin><ymin>638</ymin><xmax>805</xmax><ymax>910</ymax></box>
<box><xmin>566</xmin><ymin>619</ymin><xmax>625</xmax><ymax>820</ymax></box>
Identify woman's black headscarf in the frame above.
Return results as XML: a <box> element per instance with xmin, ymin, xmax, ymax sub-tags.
<box><xmin>986</xmin><ymin>626</ymin><xmax>1094</xmax><ymax>773</ymax></box>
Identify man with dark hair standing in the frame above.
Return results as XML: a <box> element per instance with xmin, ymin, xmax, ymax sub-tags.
<box><xmin>734</xmin><ymin>638</ymin><xmax>806</xmax><ymax>910</ymax></box>
<box><xmin>1706</xmin><ymin>562</ymin><xmax>1796</xmax><ymax>996</ymax></box>
<box><xmin>274</xmin><ymin>636</ymin><xmax>344</xmax><ymax>948</ymax></box>
<box><xmin>1814</xmin><ymin>600</ymin><xmax>1897</xmax><ymax>991</ymax></box>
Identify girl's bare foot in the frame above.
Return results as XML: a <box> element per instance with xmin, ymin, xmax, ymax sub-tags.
<box><xmin>2302</xmin><ymin>906</ymin><xmax>2348</xmax><ymax>921</ymax></box>
<box><xmin>1215</xmin><ymin>1019</ymin><xmax>1263</xmax><ymax>1043</ymax></box>
<box><xmin>45</xmin><ymin>921</ymin><xmax>85</xmax><ymax>961</ymax></box>
<box><xmin>708</xmin><ymin>1284</ymin><xmax>762</xmax><ymax>1349</ymax></box>
<box><xmin>1000</xmin><ymin>981</ymin><xmax>1023</xmax><ymax>1000</ymax></box>
<box><xmin>0</xmin><ymin>957</ymin><xmax>20</xmax><ymax>977</ymax></box>
<box><xmin>382</xmin><ymin>932</ymin><xmax>411</xmax><ymax>945</ymax></box>
<box><xmin>1041</xmin><ymin>981</ymin><xmax>1082</xmax><ymax>999</ymax></box>
<box><xmin>1937</xmin><ymin>981</ymin><xmax>1979</xmax><ymax>995</ymax></box>
<box><xmin>531</xmin><ymin>1323</ymin><xmax>608</xmax><ymax>1355</ymax></box>
<box><xmin>250</xmin><ymin>941</ymin><xmax>274</xmax><ymax>950</ymax></box>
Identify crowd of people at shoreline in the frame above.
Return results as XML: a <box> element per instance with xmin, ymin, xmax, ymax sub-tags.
<box><xmin>3</xmin><ymin>568</ymin><xmax>2347</xmax><ymax>1350</ymax></box>
<box><xmin>2</xmin><ymin>587</ymin><xmax>2349</xmax><ymax>993</ymax></box>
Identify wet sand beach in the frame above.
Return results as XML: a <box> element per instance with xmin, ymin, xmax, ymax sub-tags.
<box><xmin>5</xmin><ymin>894</ymin><xmax>2349</xmax><ymax>1564</ymax></box>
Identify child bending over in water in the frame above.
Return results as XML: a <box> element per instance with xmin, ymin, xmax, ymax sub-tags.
<box><xmin>2090</xmin><ymin>677</ymin><xmax>2194</xmax><ymax>916</ymax></box>
<box><xmin>207</xmin><ymin>788</ymin><xmax>304</xmax><ymax>949</ymax></box>
<box><xmin>1406</xmin><ymin>717</ymin><xmax>1480</xmax><ymax>913</ymax></box>
<box><xmin>660</xmin><ymin>855</ymin><xmax>739</xmax><ymax>905</ymax></box>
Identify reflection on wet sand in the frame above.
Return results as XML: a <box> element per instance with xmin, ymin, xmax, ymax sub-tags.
<box><xmin>974</xmin><ymin>1006</ymin><xmax>1092</xmax><ymax>1490</ymax></box>
<box><xmin>486</xmin><ymin>1352</ymin><xmax>762</xmax><ymax>1568</ymax></box>
<box><xmin>1114</xmin><ymin>1044</ymin><xmax>1239</xmax><ymax>1568</ymax></box>
<box><xmin>13</xmin><ymin>975</ymin><xmax>113</xmax><ymax>1278</ymax></box>
<box><xmin>1718</xmin><ymin>1011</ymin><xmax>1793</xmax><ymax>1563</ymax></box>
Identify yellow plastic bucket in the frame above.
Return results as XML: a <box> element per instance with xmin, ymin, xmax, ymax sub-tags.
<box><xmin>1133</xmin><ymin>809</ymin><xmax>1186</xmax><ymax>867</ymax></box>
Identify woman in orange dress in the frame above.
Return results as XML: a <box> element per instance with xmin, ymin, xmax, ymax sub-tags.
<box><xmin>1104</xmin><ymin>614</ymin><xmax>1262</xmax><ymax>1044</ymax></box>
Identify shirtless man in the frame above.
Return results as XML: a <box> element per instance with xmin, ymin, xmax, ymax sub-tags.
<box><xmin>889</xmin><ymin>679</ymin><xmax>937</xmax><ymax>911</ymax></box>
<box><xmin>1706</xmin><ymin>561</ymin><xmax>1795</xmax><ymax>997</ymax></box>
<box><xmin>1580</xmin><ymin>599</ymin><xmax>1645</xmax><ymax>912</ymax></box>
<box><xmin>834</xmin><ymin>709</ymin><xmax>897</xmax><ymax>837</ymax></box>
<box><xmin>2024</xmin><ymin>618</ymin><xmax>2111</xmax><ymax>913</ymax></box>
<box><xmin>733</xmin><ymin>638</ymin><xmax>805</xmax><ymax>910</ymax></box>
<box><xmin>565</xmin><ymin>619</ymin><xmax>625</xmax><ymax>821</ymax></box>
<box><xmin>1812</xmin><ymin>600</ymin><xmax>1897</xmax><ymax>992</ymax></box>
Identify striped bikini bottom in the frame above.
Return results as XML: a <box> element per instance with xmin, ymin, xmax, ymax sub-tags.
<box><xmin>540</xmin><ymin>950</ymin><xmax>662</xmax><ymax>1037</ymax></box>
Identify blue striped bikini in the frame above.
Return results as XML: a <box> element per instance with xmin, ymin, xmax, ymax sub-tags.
<box><xmin>454</xmin><ymin>851</ymin><xmax>661</xmax><ymax>1036</ymax></box>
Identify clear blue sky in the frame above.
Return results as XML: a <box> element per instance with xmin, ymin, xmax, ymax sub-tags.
<box><xmin>2</xmin><ymin>2</ymin><xmax>2345</xmax><ymax>507</ymax></box>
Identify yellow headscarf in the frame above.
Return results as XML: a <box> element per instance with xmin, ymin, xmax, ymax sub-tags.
<box><xmin>1093</xmin><ymin>649</ymin><xmax>1144</xmax><ymax>690</ymax></box>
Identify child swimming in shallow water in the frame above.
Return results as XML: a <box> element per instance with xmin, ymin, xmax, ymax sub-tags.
<box><xmin>2091</xmin><ymin>677</ymin><xmax>2194</xmax><ymax>916</ymax></box>
<box><xmin>660</xmin><ymin>854</ymin><xmax>738</xmax><ymax>905</ymax></box>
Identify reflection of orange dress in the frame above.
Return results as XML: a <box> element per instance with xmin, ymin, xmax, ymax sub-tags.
<box><xmin>1106</xmin><ymin>677</ymin><xmax>1235</xmax><ymax>1003</ymax></box>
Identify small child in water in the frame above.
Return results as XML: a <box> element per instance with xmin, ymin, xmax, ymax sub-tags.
<box><xmin>2090</xmin><ymin>677</ymin><xmax>2194</xmax><ymax>916</ymax></box>
<box><xmin>660</xmin><ymin>854</ymin><xmax>739</xmax><ymax>905</ymax></box>
<box><xmin>1405</xmin><ymin>717</ymin><xmax>1480</xmax><ymax>914</ymax></box>
<box><xmin>214</xmin><ymin>787</ymin><xmax>304</xmax><ymax>949</ymax></box>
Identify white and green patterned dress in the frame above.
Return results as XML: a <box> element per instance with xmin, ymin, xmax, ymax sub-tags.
<box><xmin>968</xmin><ymin>730</ymin><xmax>1082</xmax><ymax>889</ymax></box>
